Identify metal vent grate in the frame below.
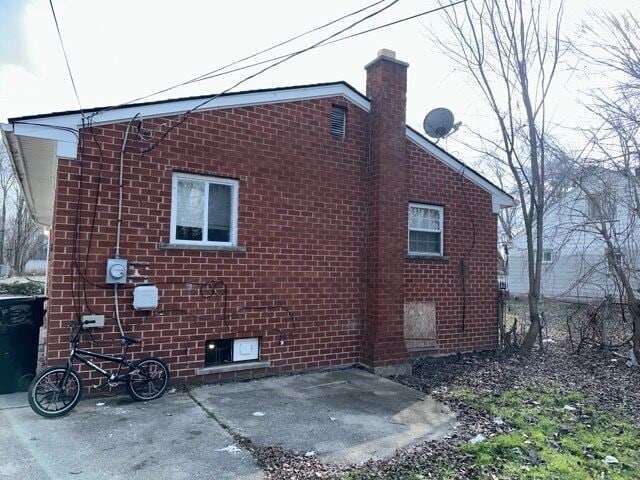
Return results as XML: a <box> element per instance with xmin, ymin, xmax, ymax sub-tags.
<box><xmin>330</xmin><ymin>106</ymin><xmax>346</xmax><ymax>137</ymax></box>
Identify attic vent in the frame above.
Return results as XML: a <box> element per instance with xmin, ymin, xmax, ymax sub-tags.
<box><xmin>330</xmin><ymin>106</ymin><xmax>347</xmax><ymax>137</ymax></box>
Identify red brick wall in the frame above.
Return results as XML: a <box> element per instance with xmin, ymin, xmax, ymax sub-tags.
<box><xmin>45</xmin><ymin>88</ymin><xmax>498</xmax><ymax>385</ymax></box>
<box><xmin>47</xmin><ymin>97</ymin><xmax>370</xmax><ymax>385</ymax></box>
<box><xmin>404</xmin><ymin>142</ymin><xmax>499</xmax><ymax>354</ymax></box>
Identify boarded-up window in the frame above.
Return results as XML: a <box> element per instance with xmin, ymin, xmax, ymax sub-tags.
<box><xmin>404</xmin><ymin>302</ymin><xmax>437</xmax><ymax>351</ymax></box>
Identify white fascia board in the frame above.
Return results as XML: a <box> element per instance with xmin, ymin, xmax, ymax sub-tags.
<box><xmin>405</xmin><ymin>128</ymin><xmax>514</xmax><ymax>212</ymax></box>
<box><xmin>85</xmin><ymin>83</ymin><xmax>371</xmax><ymax>126</ymax></box>
<box><xmin>9</xmin><ymin>84</ymin><xmax>372</xmax><ymax>160</ymax></box>
<box><xmin>11</xmin><ymin>123</ymin><xmax>78</xmax><ymax>159</ymax></box>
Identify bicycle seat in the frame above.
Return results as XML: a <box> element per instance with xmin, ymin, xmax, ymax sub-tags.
<box><xmin>121</xmin><ymin>335</ymin><xmax>142</xmax><ymax>345</ymax></box>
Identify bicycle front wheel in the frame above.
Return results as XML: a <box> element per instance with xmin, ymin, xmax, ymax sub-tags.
<box><xmin>28</xmin><ymin>366</ymin><xmax>83</xmax><ymax>418</ymax></box>
<box><xmin>126</xmin><ymin>357</ymin><xmax>170</xmax><ymax>402</ymax></box>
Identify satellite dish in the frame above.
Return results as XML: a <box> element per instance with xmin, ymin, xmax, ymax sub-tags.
<box><xmin>423</xmin><ymin>107</ymin><xmax>456</xmax><ymax>139</ymax></box>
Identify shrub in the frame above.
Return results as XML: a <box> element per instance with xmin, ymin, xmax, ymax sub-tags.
<box><xmin>0</xmin><ymin>280</ymin><xmax>45</xmax><ymax>296</ymax></box>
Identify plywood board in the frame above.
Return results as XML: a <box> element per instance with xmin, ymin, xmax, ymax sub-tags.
<box><xmin>404</xmin><ymin>302</ymin><xmax>437</xmax><ymax>351</ymax></box>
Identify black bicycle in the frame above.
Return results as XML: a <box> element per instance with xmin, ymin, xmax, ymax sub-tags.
<box><xmin>28</xmin><ymin>319</ymin><xmax>170</xmax><ymax>418</ymax></box>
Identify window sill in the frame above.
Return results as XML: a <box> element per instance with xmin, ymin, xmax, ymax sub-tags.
<box><xmin>195</xmin><ymin>360</ymin><xmax>270</xmax><ymax>375</ymax></box>
<box><xmin>159</xmin><ymin>243</ymin><xmax>246</xmax><ymax>252</ymax></box>
<box><xmin>405</xmin><ymin>254</ymin><xmax>450</xmax><ymax>262</ymax></box>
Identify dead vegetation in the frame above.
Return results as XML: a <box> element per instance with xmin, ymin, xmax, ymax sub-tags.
<box><xmin>255</xmin><ymin>300</ymin><xmax>640</xmax><ymax>479</ymax></box>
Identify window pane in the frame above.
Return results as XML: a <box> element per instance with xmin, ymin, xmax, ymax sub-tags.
<box><xmin>409</xmin><ymin>231</ymin><xmax>441</xmax><ymax>254</ymax></box>
<box><xmin>409</xmin><ymin>206</ymin><xmax>440</xmax><ymax>231</ymax></box>
<box><xmin>176</xmin><ymin>179</ymin><xmax>204</xmax><ymax>240</ymax></box>
<box><xmin>208</xmin><ymin>183</ymin><xmax>232</xmax><ymax>242</ymax></box>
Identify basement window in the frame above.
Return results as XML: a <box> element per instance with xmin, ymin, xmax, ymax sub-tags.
<box><xmin>205</xmin><ymin>339</ymin><xmax>233</xmax><ymax>365</ymax></box>
<box><xmin>408</xmin><ymin>203</ymin><xmax>444</xmax><ymax>256</ymax></box>
<box><xmin>170</xmin><ymin>172</ymin><xmax>238</xmax><ymax>246</ymax></box>
<box><xmin>205</xmin><ymin>337</ymin><xmax>260</xmax><ymax>365</ymax></box>
<box><xmin>330</xmin><ymin>105</ymin><xmax>347</xmax><ymax>137</ymax></box>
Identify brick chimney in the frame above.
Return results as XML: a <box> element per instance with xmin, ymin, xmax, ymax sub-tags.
<box><xmin>363</xmin><ymin>49</ymin><xmax>411</xmax><ymax>376</ymax></box>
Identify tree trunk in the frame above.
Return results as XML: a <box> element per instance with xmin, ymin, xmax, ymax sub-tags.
<box><xmin>0</xmin><ymin>189</ymin><xmax>6</xmax><ymax>264</ymax></box>
<box><xmin>521</xmin><ymin>294</ymin><xmax>542</xmax><ymax>352</ymax></box>
<box><xmin>628</xmin><ymin>298</ymin><xmax>640</xmax><ymax>362</ymax></box>
<box><xmin>13</xmin><ymin>194</ymin><xmax>24</xmax><ymax>275</ymax></box>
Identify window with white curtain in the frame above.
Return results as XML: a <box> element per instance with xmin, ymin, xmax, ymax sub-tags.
<box><xmin>170</xmin><ymin>173</ymin><xmax>238</xmax><ymax>245</ymax></box>
<box><xmin>408</xmin><ymin>203</ymin><xmax>444</xmax><ymax>255</ymax></box>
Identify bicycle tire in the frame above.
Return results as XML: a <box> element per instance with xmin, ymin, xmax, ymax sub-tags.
<box><xmin>28</xmin><ymin>366</ymin><xmax>83</xmax><ymax>418</ymax></box>
<box><xmin>126</xmin><ymin>357</ymin><xmax>170</xmax><ymax>402</ymax></box>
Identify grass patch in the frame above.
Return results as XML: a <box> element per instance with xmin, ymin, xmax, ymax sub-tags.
<box><xmin>452</xmin><ymin>384</ymin><xmax>640</xmax><ymax>479</ymax></box>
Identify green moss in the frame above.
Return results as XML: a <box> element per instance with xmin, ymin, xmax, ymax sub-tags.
<box><xmin>450</xmin><ymin>385</ymin><xmax>640</xmax><ymax>479</ymax></box>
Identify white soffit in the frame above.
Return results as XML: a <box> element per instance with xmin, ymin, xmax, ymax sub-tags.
<box><xmin>1</xmin><ymin>126</ymin><xmax>56</xmax><ymax>225</ymax></box>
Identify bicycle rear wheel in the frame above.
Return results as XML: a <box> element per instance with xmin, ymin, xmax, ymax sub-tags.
<box><xmin>28</xmin><ymin>366</ymin><xmax>83</xmax><ymax>418</ymax></box>
<box><xmin>126</xmin><ymin>357</ymin><xmax>170</xmax><ymax>402</ymax></box>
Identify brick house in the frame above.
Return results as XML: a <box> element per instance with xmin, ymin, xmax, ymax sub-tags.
<box><xmin>2</xmin><ymin>50</ymin><xmax>513</xmax><ymax>384</ymax></box>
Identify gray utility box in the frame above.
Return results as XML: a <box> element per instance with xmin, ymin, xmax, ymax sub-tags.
<box><xmin>105</xmin><ymin>258</ymin><xmax>128</xmax><ymax>284</ymax></box>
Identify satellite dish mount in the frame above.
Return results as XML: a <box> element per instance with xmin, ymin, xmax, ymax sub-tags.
<box><xmin>423</xmin><ymin>107</ymin><xmax>461</xmax><ymax>141</ymax></box>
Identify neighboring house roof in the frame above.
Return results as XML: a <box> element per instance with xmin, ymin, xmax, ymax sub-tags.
<box><xmin>1</xmin><ymin>81</ymin><xmax>513</xmax><ymax>225</ymax></box>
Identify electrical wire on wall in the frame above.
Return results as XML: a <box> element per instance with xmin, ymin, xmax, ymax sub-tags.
<box><xmin>458</xmin><ymin>163</ymin><xmax>477</xmax><ymax>333</ymax></box>
<box><xmin>150</xmin><ymin>279</ymin><xmax>296</xmax><ymax>340</ymax></box>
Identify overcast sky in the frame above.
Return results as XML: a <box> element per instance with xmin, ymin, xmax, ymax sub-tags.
<box><xmin>0</xmin><ymin>0</ymin><xmax>636</xmax><ymax>165</ymax></box>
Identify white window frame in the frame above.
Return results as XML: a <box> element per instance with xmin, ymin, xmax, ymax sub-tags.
<box><xmin>408</xmin><ymin>203</ymin><xmax>444</xmax><ymax>256</ymax></box>
<box><xmin>170</xmin><ymin>172</ymin><xmax>238</xmax><ymax>246</ymax></box>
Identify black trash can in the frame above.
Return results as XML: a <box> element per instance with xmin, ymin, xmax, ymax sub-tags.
<box><xmin>0</xmin><ymin>295</ymin><xmax>47</xmax><ymax>394</ymax></box>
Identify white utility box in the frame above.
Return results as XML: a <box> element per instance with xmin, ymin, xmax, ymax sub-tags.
<box><xmin>232</xmin><ymin>337</ymin><xmax>259</xmax><ymax>362</ymax></box>
<box><xmin>133</xmin><ymin>284</ymin><xmax>159</xmax><ymax>310</ymax></box>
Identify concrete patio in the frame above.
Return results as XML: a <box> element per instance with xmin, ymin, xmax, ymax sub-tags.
<box><xmin>0</xmin><ymin>368</ymin><xmax>455</xmax><ymax>479</ymax></box>
<box><xmin>190</xmin><ymin>368</ymin><xmax>456</xmax><ymax>464</ymax></box>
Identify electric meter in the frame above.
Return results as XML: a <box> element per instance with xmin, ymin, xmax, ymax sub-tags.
<box><xmin>106</xmin><ymin>258</ymin><xmax>128</xmax><ymax>284</ymax></box>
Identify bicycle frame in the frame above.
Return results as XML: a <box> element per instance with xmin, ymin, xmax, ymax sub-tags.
<box><xmin>62</xmin><ymin>322</ymin><xmax>138</xmax><ymax>386</ymax></box>
<box><xmin>70</xmin><ymin>347</ymin><xmax>136</xmax><ymax>381</ymax></box>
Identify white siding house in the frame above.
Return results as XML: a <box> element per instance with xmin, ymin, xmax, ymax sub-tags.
<box><xmin>508</xmin><ymin>171</ymin><xmax>640</xmax><ymax>302</ymax></box>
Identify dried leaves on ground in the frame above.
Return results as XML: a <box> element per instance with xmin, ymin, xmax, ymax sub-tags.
<box><xmin>255</xmin><ymin>301</ymin><xmax>640</xmax><ymax>479</ymax></box>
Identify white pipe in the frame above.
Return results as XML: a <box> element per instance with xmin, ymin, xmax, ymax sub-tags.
<box><xmin>113</xmin><ymin>284</ymin><xmax>125</xmax><ymax>337</ymax></box>
<box><xmin>115</xmin><ymin>114</ymin><xmax>140</xmax><ymax>258</ymax></box>
<box><xmin>113</xmin><ymin>114</ymin><xmax>140</xmax><ymax>337</ymax></box>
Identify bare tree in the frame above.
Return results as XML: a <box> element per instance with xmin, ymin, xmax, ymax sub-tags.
<box><xmin>7</xmin><ymin>188</ymin><xmax>41</xmax><ymax>275</ymax></box>
<box><xmin>567</xmin><ymin>10</ymin><xmax>640</xmax><ymax>360</ymax></box>
<box><xmin>0</xmin><ymin>145</ymin><xmax>16</xmax><ymax>264</ymax></box>
<box><xmin>433</xmin><ymin>0</ymin><xmax>565</xmax><ymax>352</ymax></box>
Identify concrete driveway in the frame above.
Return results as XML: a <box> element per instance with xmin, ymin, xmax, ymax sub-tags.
<box><xmin>0</xmin><ymin>391</ymin><xmax>262</xmax><ymax>480</ymax></box>
<box><xmin>0</xmin><ymin>368</ymin><xmax>454</xmax><ymax>479</ymax></box>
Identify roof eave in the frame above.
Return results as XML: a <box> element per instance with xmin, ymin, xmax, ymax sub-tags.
<box><xmin>405</xmin><ymin>126</ymin><xmax>514</xmax><ymax>212</ymax></box>
<box><xmin>1</xmin><ymin>124</ymin><xmax>47</xmax><ymax>225</ymax></box>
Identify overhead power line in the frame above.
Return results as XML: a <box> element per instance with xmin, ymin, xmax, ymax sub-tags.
<box><xmin>118</xmin><ymin>0</ymin><xmax>389</xmax><ymax>109</ymax></box>
<box><xmin>48</xmin><ymin>0</ymin><xmax>84</xmax><ymax>116</ymax></box>
<box><xmin>128</xmin><ymin>0</ymin><xmax>402</xmax><ymax>153</ymax></box>
<box><xmin>96</xmin><ymin>0</ymin><xmax>467</xmax><ymax>115</ymax></box>
<box><xmin>188</xmin><ymin>0</ymin><xmax>469</xmax><ymax>89</ymax></box>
